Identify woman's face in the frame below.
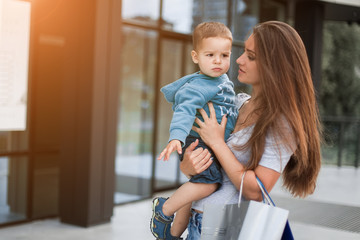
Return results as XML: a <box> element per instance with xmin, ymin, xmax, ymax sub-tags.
<box><xmin>236</xmin><ymin>34</ymin><xmax>260</xmax><ymax>88</ymax></box>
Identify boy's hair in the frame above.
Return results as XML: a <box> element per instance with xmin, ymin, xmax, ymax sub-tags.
<box><xmin>193</xmin><ymin>22</ymin><xmax>233</xmax><ymax>50</ymax></box>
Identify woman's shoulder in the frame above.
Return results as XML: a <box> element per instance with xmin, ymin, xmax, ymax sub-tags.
<box><xmin>235</xmin><ymin>92</ymin><xmax>251</xmax><ymax>109</ymax></box>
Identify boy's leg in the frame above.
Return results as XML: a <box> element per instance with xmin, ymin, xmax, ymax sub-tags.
<box><xmin>170</xmin><ymin>203</ymin><xmax>192</xmax><ymax>238</ymax></box>
<box><xmin>166</xmin><ymin>182</ymin><xmax>217</xmax><ymax>238</ymax></box>
<box><xmin>151</xmin><ymin>182</ymin><xmax>217</xmax><ymax>239</ymax></box>
<box><xmin>162</xmin><ymin>181</ymin><xmax>218</xmax><ymax>217</ymax></box>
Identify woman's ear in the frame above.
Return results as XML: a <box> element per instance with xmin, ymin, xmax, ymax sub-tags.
<box><xmin>191</xmin><ymin>50</ymin><xmax>199</xmax><ymax>64</ymax></box>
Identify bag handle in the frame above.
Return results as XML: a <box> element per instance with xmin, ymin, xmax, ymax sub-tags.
<box><xmin>238</xmin><ymin>171</ymin><xmax>276</xmax><ymax>207</ymax></box>
<box><xmin>256</xmin><ymin>176</ymin><xmax>276</xmax><ymax>206</ymax></box>
<box><xmin>237</xmin><ymin>171</ymin><xmax>247</xmax><ymax>207</ymax></box>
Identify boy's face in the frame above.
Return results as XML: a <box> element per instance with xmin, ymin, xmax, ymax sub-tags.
<box><xmin>191</xmin><ymin>37</ymin><xmax>232</xmax><ymax>78</ymax></box>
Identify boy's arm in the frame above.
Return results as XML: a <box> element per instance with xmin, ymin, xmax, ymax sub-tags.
<box><xmin>169</xmin><ymin>86</ymin><xmax>213</xmax><ymax>144</ymax></box>
<box><xmin>157</xmin><ymin>88</ymin><xmax>208</xmax><ymax>161</ymax></box>
<box><xmin>157</xmin><ymin>139</ymin><xmax>182</xmax><ymax>161</ymax></box>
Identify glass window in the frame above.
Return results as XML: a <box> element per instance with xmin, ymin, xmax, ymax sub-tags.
<box><xmin>0</xmin><ymin>156</ymin><xmax>28</xmax><ymax>225</ymax></box>
<box><xmin>155</xmin><ymin>39</ymin><xmax>197</xmax><ymax>189</ymax></box>
<box><xmin>162</xmin><ymin>0</ymin><xmax>194</xmax><ymax>33</ymax></box>
<box><xmin>122</xmin><ymin>0</ymin><xmax>160</xmax><ymax>26</ymax></box>
<box><xmin>115</xmin><ymin>26</ymin><xmax>158</xmax><ymax>204</ymax></box>
<box><xmin>192</xmin><ymin>0</ymin><xmax>229</xmax><ymax>28</ymax></box>
<box><xmin>320</xmin><ymin>21</ymin><xmax>360</xmax><ymax>167</ymax></box>
<box><xmin>230</xmin><ymin>0</ymin><xmax>259</xmax><ymax>41</ymax></box>
<box><xmin>155</xmin><ymin>39</ymin><xmax>184</xmax><ymax>189</ymax></box>
<box><xmin>163</xmin><ymin>0</ymin><xmax>229</xmax><ymax>34</ymax></box>
<box><xmin>0</xmin><ymin>131</ymin><xmax>29</xmax><ymax>154</ymax></box>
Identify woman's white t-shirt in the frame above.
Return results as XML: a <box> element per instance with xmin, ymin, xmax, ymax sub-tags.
<box><xmin>191</xmin><ymin>93</ymin><xmax>294</xmax><ymax>212</ymax></box>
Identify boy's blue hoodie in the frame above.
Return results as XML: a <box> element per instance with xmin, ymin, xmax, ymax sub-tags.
<box><xmin>161</xmin><ymin>72</ymin><xmax>237</xmax><ymax>145</ymax></box>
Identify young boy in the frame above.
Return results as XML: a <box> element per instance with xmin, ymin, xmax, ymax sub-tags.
<box><xmin>150</xmin><ymin>22</ymin><xmax>237</xmax><ymax>240</ymax></box>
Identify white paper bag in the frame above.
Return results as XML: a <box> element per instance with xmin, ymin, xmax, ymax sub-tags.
<box><xmin>237</xmin><ymin>200</ymin><xmax>289</xmax><ymax>240</ymax></box>
<box><xmin>201</xmin><ymin>172</ymin><xmax>290</xmax><ymax>240</ymax></box>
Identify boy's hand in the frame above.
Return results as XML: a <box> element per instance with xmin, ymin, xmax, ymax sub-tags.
<box><xmin>157</xmin><ymin>140</ymin><xmax>182</xmax><ymax>161</ymax></box>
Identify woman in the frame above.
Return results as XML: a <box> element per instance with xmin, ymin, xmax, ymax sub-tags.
<box><xmin>179</xmin><ymin>21</ymin><xmax>322</xmax><ymax>239</ymax></box>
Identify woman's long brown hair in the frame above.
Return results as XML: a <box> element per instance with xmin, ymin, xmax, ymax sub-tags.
<box><xmin>245</xmin><ymin>21</ymin><xmax>322</xmax><ymax>197</ymax></box>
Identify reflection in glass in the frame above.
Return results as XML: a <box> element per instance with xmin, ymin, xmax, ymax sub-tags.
<box><xmin>122</xmin><ymin>0</ymin><xmax>160</xmax><ymax>26</ymax></box>
<box><xmin>115</xmin><ymin>27</ymin><xmax>158</xmax><ymax>204</ymax></box>
<box><xmin>0</xmin><ymin>156</ymin><xmax>27</xmax><ymax>224</ymax></box>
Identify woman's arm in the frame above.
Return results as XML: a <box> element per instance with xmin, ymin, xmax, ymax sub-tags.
<box><xmin>192</xmin><ymin>102</ymin><xmax>280</xmax><ymax>201</ymax></box>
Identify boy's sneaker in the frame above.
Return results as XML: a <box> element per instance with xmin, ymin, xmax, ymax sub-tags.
<box><xmin>150</xmin><ymin>197</ymin><xmax>174</xmax><ymax>240</ymax></box>
<box><xmin>170</xmin><ymin>236</ymin><xmax>183</xmax><ymax>240</ymax></box>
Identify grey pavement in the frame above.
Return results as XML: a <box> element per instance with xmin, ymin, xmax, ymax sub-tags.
<box><xmin>0</xmin><ymin>165</ymin><xmax>359</xmax><ymax>239</ymax></box>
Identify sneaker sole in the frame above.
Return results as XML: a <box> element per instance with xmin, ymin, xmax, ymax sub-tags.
<box><xmin>150</xmin><ymin>198</ymin><xmax>161</xmax><ymax>239</ymax></box>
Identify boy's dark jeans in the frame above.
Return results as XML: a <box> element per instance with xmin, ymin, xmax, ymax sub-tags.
<box><xmin>180</xmin><ymin>135</ymin><xmax>222</xmax><ymax>187</ymax></box>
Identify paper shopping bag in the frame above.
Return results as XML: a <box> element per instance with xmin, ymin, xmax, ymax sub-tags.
<box><xmin>237</xmin><ymin>200</ymin><xmax>289</xmax><ymax>240</ymax></box>
<box><xmin>201</xmin><ymin>201</ymin><xmax>249</xmax><ymax>240</ymax></box>
<box><xmin>201</xmin><ymin>200</ymin><xmax>289</xmax><ymax>240</ymax></box>
<box><xmin>201</xmin><ymin>172</ymin><xmax>291</xmax><ymax>240</ymax></box>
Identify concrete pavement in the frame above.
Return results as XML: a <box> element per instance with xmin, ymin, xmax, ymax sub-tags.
<box><xmin>0</xmin><ymin>165</ymin><xmax>359</xmax><ymax>239</ymax></box>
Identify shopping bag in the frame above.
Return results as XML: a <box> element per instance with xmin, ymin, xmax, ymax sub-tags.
<box><xmin>201</xmin><ymin>171</ymin><xmax>249</xmax><ymax>240</ymax></box>
<box><xmin>237</xmin><ymin>200</ymin><xmax>289</xmax><ymax>240</ymax></box>
<box><xmin>254</xmin><ymin>178</ymin><xmax>294</xmax><ymax>240</ymax></box>
<box><xmin>201</xmin><ymin>200</ymin><xmax>249</xmax><ymax>240</ymax></box>
<box><xmin>201</xmin><ymin>172</ymin><xmax>291</xmax><ymax>240</ymax></box>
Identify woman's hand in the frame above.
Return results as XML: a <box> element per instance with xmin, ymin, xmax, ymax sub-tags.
<box><xmin>192</xmin><ymin>102</ymin><xmax>228</xmax><ymax>149</ymax></box>
<box><xmin>180</xmin><ymin>139</ymin><xmax>213</xmax><ymax>178</ymax></box>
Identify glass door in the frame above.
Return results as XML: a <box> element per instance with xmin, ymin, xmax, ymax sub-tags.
<box><xmin>115</xmin><ymin>26</ymin><xmax>158</xmax><ymax>204</ymax></box>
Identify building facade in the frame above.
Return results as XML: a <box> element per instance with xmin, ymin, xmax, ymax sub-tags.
<box><xmin>0</xmin><ymin>0</ymin><xmax>359</xmax><ymax>228</ymax></box>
